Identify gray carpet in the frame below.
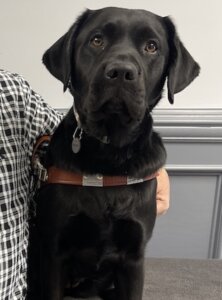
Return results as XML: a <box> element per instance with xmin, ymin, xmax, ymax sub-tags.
<box><xmin>64</xmin><ymin>257</ymin><xmax>222</xmax><ymax>300</ymax></box>
<box><xmin>144</xmin><ymin>258</ymin><xmax>222</xmax><ymax>300</ymax></box>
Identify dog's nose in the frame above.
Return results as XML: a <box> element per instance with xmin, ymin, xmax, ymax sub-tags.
<box><xmin>105</xmin><ymin>63</ymin><xmax>138</xmax><ymax>81</ymax></box>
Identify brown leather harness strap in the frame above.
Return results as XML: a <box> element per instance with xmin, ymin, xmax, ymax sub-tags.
<box><xmin>47</xmin><ymin>166</ymin><xmax>158</xmax><ymax>187</ymax></box>
<box><xmin>32</xmin><ymin>135</ymin><xmax>51</xmax><ymax>165</ymax></box>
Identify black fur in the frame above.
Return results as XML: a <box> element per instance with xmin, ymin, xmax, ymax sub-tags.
<box><xmin>28</xmin><ymin>7</ymin><xmax>199</xmax><ymax>300</ymax></box>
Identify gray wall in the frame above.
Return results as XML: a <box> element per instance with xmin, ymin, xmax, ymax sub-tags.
<box><xmin>147</xmin><ymin>109</ymin><xmax>222</xmax><ymax>259</ymax></box>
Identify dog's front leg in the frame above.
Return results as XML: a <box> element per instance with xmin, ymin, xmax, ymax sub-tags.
<box><xmin>114</xmin><ymin>259</ymin><xmax>144</xmax><ymax>300</ymax></box>
<box><xmin>40</xmin><ymin>249</ymin><xmax>64</xmax><ymax>300</ymax></box>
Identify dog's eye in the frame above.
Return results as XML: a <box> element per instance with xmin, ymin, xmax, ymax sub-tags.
<box><xmin>90</xmin><ymin>35</ymin><xmax>104</xmax><ymax>48</ymax></box>
<box><xmin>145</xmin><ymin>41</ymin><xmax>158</xmax><ymax>54</ymax></box>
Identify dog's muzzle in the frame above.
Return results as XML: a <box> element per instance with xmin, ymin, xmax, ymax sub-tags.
<box><xmin>88</xmin><ymin>61</ymin><xmax>145</xmax><ymax>122</ymax></box>
<box><xmin>74</xmin><ymin>60</ymin><xmax>146</xmax><ymax>147</ymax></box>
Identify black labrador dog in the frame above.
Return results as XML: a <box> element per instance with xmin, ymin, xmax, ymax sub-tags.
<box><xmin>28</xmin><ymin>7</ymin><xmax>199</xmax><ymax>300</ymax></box>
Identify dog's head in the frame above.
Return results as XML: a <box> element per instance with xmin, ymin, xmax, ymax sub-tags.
<box><xmin>43</xmin><ymin>7</ymin><xmax>200</xmax><ymax>147</ymax></box>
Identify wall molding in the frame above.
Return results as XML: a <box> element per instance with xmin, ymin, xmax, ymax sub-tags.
<box><xmin>153</xmin><ymin>109</ymin><xmax>222</xmax><ymax>143</ymax></box>
<box><xmin>209</xmin><ymin>175</ymin><xmax>222</xmax><ymax>259</ymax></box>
<box><xmin>153</xmin><ymin>109</ymin><xmax>222</xmax><ymax>125</ymax></box>
<box><xmin>166</xmin><ymin>164</ymin><xmax>222</xmax><ymax>173</ymax></box>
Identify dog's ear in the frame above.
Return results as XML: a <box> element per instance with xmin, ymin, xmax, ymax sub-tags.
<box><xmin>42</xmin><ymin>9</ymin><xmax>91</xmax><ymax>92</ymax></box>
<box><xmin>164</xmin><ymin>17</ymin><xmax>200</xmax><ymax>104</ymax></box>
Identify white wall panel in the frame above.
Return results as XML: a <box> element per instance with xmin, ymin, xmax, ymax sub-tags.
<box><xmin>1</xmin><ymin>0</ymin><xmax>221</xmax><ymax>109</ymax></box>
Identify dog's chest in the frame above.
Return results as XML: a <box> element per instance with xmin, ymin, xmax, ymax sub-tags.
<box><xmin>38</xmin><ymin>182</ymin><xmax>155</xmax><ymax>283</ymax></box>
<box><xmin>58</xmin><ymin>210</ymin><xmax>144</xmax><ymax>278</ymax></box>
<box><xmin>55</xmin><ymin>186</ymin><xmax>148</xmax><ymax>265</ymax></box>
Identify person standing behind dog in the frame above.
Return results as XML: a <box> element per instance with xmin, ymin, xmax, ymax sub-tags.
<box><xmin>156</xmin><ymin>168</ymin><xmax>170</xmax><ymax>215</ymax></box>
<box><xmin>0</xmin><ymin>69</ymin><xmax>169</xmax><ymax>299</ymax></box>
<box><xmin>0</xmin><ymin>70</ymin><xmax>62</xmax><ymax>299</ymax></box>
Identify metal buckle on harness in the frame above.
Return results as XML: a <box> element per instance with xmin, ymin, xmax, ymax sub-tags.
<box><xmin>32</xmin><ymin>136</ymin><xmax>51</xmax><ymax>183</ymax></box>
<box><xmin>33</xmin><ymin>156</ymin><xmax>48</xmax><ymax>182</ymax></box>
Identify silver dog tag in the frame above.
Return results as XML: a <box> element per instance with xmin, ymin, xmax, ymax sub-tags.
<box><xmin>72</xmin><ymin>138</ymin><xmax>81</xmax><ymax>153</ymax></box>
<box><xmin>72</xmin><ymin>126</ymin><xmax>83</xmax><ymax>154</ymax></box>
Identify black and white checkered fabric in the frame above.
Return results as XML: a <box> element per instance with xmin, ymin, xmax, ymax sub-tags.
<box><xmin>0</xmin><ymin>70</ymin><xmax>62</xmax><ymax>299</ymax></box>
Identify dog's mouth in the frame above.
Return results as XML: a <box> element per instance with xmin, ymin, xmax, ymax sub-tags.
<box><xmin>81</xmin><ymin>98</ymin><xmax>146</xmax><ymax>147</ymax></box>
<box><xmin>93</xmin><ymin>100</ymin><xmax>137</xmax><ymax>124</ymax></box>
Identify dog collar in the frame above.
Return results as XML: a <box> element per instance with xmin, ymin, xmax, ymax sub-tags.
<box><xmin>71</xmin><ymin>102</ymin><xmax>110</xmax><ymax>154</ymax></box>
